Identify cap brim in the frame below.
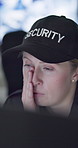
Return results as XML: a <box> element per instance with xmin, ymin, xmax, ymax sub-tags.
<box><xmin>2</xmin><ymin>42</ymin><xmax>76</xmax><ymax>63</ymax></box>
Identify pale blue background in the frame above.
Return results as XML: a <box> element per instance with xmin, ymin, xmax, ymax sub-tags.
<box><xmin>0</xmin><ymin>0</ymin><xmax>78</xmax><ymax>43</ymax></box>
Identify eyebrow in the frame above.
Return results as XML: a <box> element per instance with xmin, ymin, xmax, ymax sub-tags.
<box><xmin>23</xmin><ymin>56</ymin><xmax>32</xmax><ymax>61</ymax></box>
<box><xmin>23</xmin><ymin>55</ymin><xmax>44</xmax><ymax>64</ymax></box>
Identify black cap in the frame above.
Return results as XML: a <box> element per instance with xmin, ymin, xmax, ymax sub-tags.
<box><xmin>3</xmin><ymin>15</ymin><xmax>78</xmax><ymax>63</ymax></box>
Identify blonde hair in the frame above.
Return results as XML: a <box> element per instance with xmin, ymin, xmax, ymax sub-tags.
<box><xmin>70</xmin><ymin>59</ymin><xmax>78</xmax><ymax>71</ymax></box>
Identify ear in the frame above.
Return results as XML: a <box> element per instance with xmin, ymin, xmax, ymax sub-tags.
<box><xmin>72</xmin><ymin>67</ymin><xmax>78</xmax><ymax>82</ymax></box>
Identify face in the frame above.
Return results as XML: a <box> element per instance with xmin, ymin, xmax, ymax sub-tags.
<box><xmin>22</xmin><ymin>52</ymin><xmax>76</xmax><ymax>109</ymax></box>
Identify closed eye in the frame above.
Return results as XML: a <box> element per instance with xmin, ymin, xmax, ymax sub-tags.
<box><xmin>43</xmin><ymin>67</ymin><xmax>54</xmax><ymax>71</ymax></box>
<box><xmin>24</xmin><ymin>64</ymin><xmax>32</xmax><ymax>67</ymax></box>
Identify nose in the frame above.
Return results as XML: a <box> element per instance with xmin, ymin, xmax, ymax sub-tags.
<box><xmin>32</xmin><ymin>68</ymin><xmax>42</xmax><ymax>86</ymax></box>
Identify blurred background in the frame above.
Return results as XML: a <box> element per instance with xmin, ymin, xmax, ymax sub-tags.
<box><xmin>0</xmin><ymin>0</ymin><xmax>78</xmax><ymax>105</ymax></box>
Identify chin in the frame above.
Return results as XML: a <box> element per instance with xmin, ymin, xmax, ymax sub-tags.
<box><xmin>34</xmin><ymin>97</ymin><xmax>48</xmax><ymax>106</ymax></box>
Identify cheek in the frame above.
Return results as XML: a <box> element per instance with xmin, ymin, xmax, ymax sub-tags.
<box><xmin>44</xmin><ymin>72</ymin><xmax>71</xmax><ymax>93</ymax></box>
<box><xmin>57</xmin><ymin>71</ymin><xmax>72</xmax><ymax>89</ymax></box>
<box><xmin>55</xmin><ymin>73</ymin><xmax>69</xmax><ymax>86</ymax></box>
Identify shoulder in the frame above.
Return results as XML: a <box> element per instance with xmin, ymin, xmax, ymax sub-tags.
<box><xmin>69</xmin><ymin>84</ymin><xmax>78</xmax><ymax>119</ymax></box>
<box><xmin>3</xmin><ymin>90</ymin><xmax>24</xmax><ymax>111</ymax></box>
<box><xmin>69</xmin><ymin>104</ymin><xmax>78</xmax><ymax>119</ymax></box>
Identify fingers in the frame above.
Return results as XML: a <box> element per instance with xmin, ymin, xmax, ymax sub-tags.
<box><xmin>28</xmin><ymin>70</ymin><xmax>32</xmax><ymax>83</ymax></box>
<box><xmin>22</xmin><ymin>70</ymin><xmax>36</xmax><ymax>111</ymax></box>
<box><xmin>26</xmin><ymin>71</ymin><xmax>33</xmax><ymax>99</ymax></box>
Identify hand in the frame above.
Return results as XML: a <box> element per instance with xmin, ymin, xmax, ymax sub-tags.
<box><xmin>22</xmin><ymin>70</ymin><xmax>37</xmax><ymax>111</ymax></box>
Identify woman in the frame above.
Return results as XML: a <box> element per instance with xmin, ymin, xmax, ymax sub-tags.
<box><xmin>3</xmin><ymin>15</ymin><xmax>78</xmax><ymax>118</ymax></box>
<box><xmin>22</xmin><ymin>52</ymin><xmax>78</xmax><ymax>117</ymax></box>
